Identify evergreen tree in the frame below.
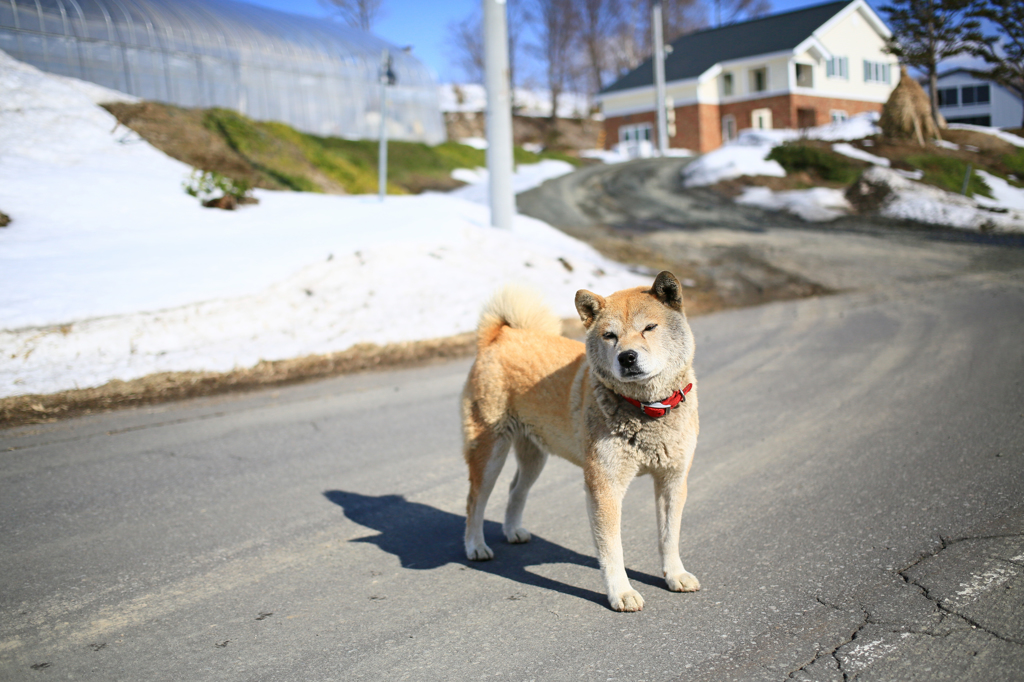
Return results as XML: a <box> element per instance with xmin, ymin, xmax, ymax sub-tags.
<box><xmin>968</xmin><ymin>0</ymin><xmax>1024</xmax><ymax>127</ymax></box>
<box><xmin>880</xmin><ymin>0</ymin><xmax>982</xmax><ymax>127</ymax></box>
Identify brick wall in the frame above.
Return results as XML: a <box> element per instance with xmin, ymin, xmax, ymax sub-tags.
<box><xmin>604</xmin><ymin>94</ymin><xmax>884</xmax><ymax>152</ymax></box>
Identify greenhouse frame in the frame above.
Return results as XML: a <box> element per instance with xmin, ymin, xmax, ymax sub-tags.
<box><xmin>0</xmin><ymin>0</ymin><xmax>445</xmax><ymax>143</ymax></box>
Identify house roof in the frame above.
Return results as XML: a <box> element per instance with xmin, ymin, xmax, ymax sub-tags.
<box><xmin>600</xmin><ymin>0</ymin><xmax>854</xmax><ymax>95</ymax></box>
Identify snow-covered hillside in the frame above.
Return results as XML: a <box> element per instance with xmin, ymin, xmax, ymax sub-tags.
<box><xmin>0</xmin><ymin>51</ymin><xmax>646</xmax><ymax>398</ymax></box>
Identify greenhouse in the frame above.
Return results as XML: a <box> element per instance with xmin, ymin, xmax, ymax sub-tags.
<box><xmin>0</xmin><ymin>0</ymin><xmax>445</xmax><ymax>143</ymax></box>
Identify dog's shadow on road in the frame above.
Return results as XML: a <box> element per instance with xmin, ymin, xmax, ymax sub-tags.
<box><xmin>323</xmin><ymin>490</ymin><xmax>664</xmax><ymax>608</ymax></box>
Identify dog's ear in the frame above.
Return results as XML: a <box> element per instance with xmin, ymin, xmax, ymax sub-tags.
<box><xmin>651</xmin><ymin>271</ymin><xmax>683</xmax><ymax>311</ymax></box>
<box><xmin>575</xmin><ymin>290</ymin><xmax>605</xmax><ymax>328</ymax></box>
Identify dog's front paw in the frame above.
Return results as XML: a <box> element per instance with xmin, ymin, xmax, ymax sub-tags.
<box><xmin>609</xmin><ymin>589</ymin><xmax>645</xmax><ymax>612</ymax></box>
<box><xmin>465</xmin><ymin>541</ymin><xmax>494</xmax><ymax>561</ymax></box>
<box><xmin>666</xmin><ymin>570</ymin><xmax>700</xmax><ymax>592</ymax></box>
<box><xmin>503</xmin><ymin>526</ymin><xmax>531</xmax><ymax>544</ymax></box>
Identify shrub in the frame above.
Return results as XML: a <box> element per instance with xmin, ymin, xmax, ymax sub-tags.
<box><xmin>766</xmin><ymin>144</ymin><xmax>859</xmax><ymax>184</ymax></box>
<box><xmin>183</xmin><ymin>169</ymin><xmax>256</xmax><ymax>209</ymax></box>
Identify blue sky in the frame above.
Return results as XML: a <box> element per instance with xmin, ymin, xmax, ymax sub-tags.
<box><xmin>243</xmin><ymin>0</ymin><xmax>865</xmax><ymax>83</ymax></box>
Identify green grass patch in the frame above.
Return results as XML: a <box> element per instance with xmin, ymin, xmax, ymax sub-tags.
<box><xmin>904</xmin><ymin>153</ymin><xmax>993</xmax><ymax>198</ymax></box>
<box><xmin>766</xmin><ymin>144</ymin><xmax>859</xmax><ymax>184</ymax></box>
<box><xmin>198</xmin><ymin>107</ymin><xmax>578</xmax><ymax>195</ymax></box>
<box><xmin>1001</xmin><ymin>149</ymin><xmax>1024</xmax><ymax>183</ymax></box>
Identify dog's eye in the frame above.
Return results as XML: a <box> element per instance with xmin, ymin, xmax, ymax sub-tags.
<box><xmin>602</xmin><ymin>331</ymin><xmax>617</xmax><ymax>341</ymax></box>
<box><xmin>644</xmin><ymin>324</ymin><xmax>658</xmax><ymax>332</ymax></box>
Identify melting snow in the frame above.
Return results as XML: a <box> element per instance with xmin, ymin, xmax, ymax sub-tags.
<box><xmin>0</xmin><ymin>50</ymin><xmax>646</xmax><ymax>398</ymax></box>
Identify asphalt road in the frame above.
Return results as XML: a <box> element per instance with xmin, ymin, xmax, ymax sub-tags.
<box><xmin>2</xmin><ymin>267</ymin><xmax>1023</xmax><ymax>681</ymax></box>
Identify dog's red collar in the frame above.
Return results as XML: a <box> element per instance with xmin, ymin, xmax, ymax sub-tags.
<box><xmin>622</xmin><ymin>383</ymin><xmax>692</xmax><ymax>418</ymax></box>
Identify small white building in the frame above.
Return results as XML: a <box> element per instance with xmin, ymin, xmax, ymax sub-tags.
<box><xmin>931</xmin><ymin>69</ymin><xmax>1023</xmax><ymax>129</ymax></box>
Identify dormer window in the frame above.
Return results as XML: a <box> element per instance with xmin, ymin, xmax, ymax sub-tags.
<box><xmin>723</xmin><ymin>72</ymin><xmax>734</xmax><ymax>96</ymax></box>
<box><xmin>795</xmin><ymin>63</ymin><xmax>813</xmax><ymax>88</ymax></box>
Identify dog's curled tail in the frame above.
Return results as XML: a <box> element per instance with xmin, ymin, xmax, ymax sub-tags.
<box><xmin>477</xmin><ymin>284</ymin><xmax>562</xmax><ymax>348</ymax></box>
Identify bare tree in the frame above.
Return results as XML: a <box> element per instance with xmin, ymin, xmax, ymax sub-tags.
<box><xmin>318</xmin><ymin>0</ymin><xmax>384</xmax><ymax>32</ymax></box>
<box><xmin>448</xmin><ymin>1</ymin><xmax>525</xmax><ymax>96</ymax></box>
<box><xmin>606</xmin><ymin>0</ymin><xmax>706</xmax><ymax>77</ymax></box>
<box><xmin>449</xmin><ymin>14</ymin><xmax>485</xmax><ymax>83</ymax></box>
<box><xmin>712</xmin><ymin>0</ymin><xmax>771</xmax><ymax>27</ymax></box>
<box><xmin>579</xmin><ymin>0</ymin><xmax>623</xmax><ymax>93</ymax></box>
<box><xmin>532</xmin><ymin>0</ymin><xmax>582</xmax><ymax>120</ymax></box>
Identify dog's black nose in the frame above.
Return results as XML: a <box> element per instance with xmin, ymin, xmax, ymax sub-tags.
<box><xmin>618</xmin><ymin>350</ymin><xmax>638</xmax><ymax>369</ymax></box>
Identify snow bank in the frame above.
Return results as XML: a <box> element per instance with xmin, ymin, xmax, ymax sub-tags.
<box><xmin>0</xmin><ymin>52</ymin><xmax>646</xmax><ymax>398</ymax></box>
<box><xmin>852</xmin><ymin>167</ymin><xmax>1024</xmax><ymax>233</ymax></box>
<box><xmin>446</xmin><ymin>159</ymin><xmax>575</xmax><ymax>203</ymax></box>
<box><xmin>946</xmin><ymin>124</ymin><xmax>1024</xmax><ymax>148</ymax></box>
<box><xmin>682</xmin><ymin>143</ymin><xmax>786</xmax><ymax>186</ymax></box>
<box><xmin>736</xmin><ymin>186</ymin><xmax>851</xmax><ymax>222</ymax></box>
<box><xmin>974</xmin><ymin>170</ymin><xmax>1024</xmax><ymax>211</ymax></box>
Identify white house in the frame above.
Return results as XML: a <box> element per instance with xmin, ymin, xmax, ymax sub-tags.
<box><xmin>597</xmin><ymin>0</ymin><xmax>899</xmax><ymax>153</ymax></box>
<box><xmin>931</xmin><ymin>69</ymin><xmax>1023</xmax><ymax>129</ymax></box>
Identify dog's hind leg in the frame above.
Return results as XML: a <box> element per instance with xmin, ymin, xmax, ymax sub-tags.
<box><xmin>465</xmin><ymin>431</ymin><xmax>511</xmax><ymax>561</ymax></box>
<box><xmin>654</xmin><ymin>473</ymin><xmax>700</xmax><ymax>592</ymax></box>
<box><xmin>503</xmin><ymin>435</ymin><xmax>548</xmax><ymax>544</ymax></box>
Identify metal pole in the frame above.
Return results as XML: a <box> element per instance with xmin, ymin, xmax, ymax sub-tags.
<box><xmin>483</xmin><ymin>0</ymin><xmax>514</xmax><ymax>229</ymax></box>
<box><xmin>378</xmin><ymin>49</ymin><xmax>389</xmax><ymax>202</ymax></box>
<box><xmin>652</xmin><ymin>2</ymin><xmax>669</xmax><ymax>156</ymax></box>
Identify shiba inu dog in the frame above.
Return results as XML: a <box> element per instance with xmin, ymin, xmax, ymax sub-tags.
<box><xmin>461</xmin><ymin>271</ymin><xmax>700</xmax><ymax>612</ymax></box>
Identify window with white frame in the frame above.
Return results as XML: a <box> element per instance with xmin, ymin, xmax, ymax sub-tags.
<box><xmin>722</xmin><ymin>114</ymin><xmax>737</xmax><ymax>142</ymax></box>
<box><xmin>830</xmin><ymin>110</ymin><xmax>848</xmax><ymax>123</ymax></box>
<box><xmin>723</xmin><ymin>72</ymin><xmax>734</xmax><ymax>96</ymax></box>
<box><xmin>619</xmin><ymin>122</ymin><xmax>652</xmax><ymax>144</ymax></box>
<box><xmin>751</xmin><ymin>108</ymin><xmax>772</xmax><ymax>130</ymax></box>
<box><xmin>826</xmin><ymin>56</ymin><xmax>848</xmax><ymax>79</ymax></box>
<box><xmin>863</xmin><ymin>60</ymin><xmax>891</xmax><ymax>84</ymax></box>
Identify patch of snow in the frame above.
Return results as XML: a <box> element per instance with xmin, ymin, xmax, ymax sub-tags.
<box><xmin>893</xmin><ymin>168</ymin><xmax>924</xmax><ymax>180</ymax></box>
<box><xmin>445</xmin><ymin>159</ymin><xmax>575</xmax><ymax>204</ymax></box>
<box><xmin>833</xmin><ymin>142</ymin><xmax>890</xmax><ymax>167</ymax></box>
<box><xmin>947</xmin><ymin>123</ymin><xmax>1024</xmax><ymax>148</ymax></box>
<box><xmin>682</xmin><ymin>143</ymin><xmax>785</xmax><ymax>187</ymax></box>
<box><xmin>0</xmin><ymin>51</ymin><xmax>646</xmax><ymax>398</ymax></box>
<box><xmin>933</xmin><ymin>139</ymin><xmax>960</xmax><ymax>150</ymax></box>
<box><xmin>736</xmin><ymin>186</ymin><xmax>851</xmax><ymax>222</ymax></box>
<box><xmin>857</xmin><ymin>166</ymin><xmax>1024</xmax><ymax>233</ymax></box>
<box><xmin>974</xmin><ymin>170</ymin><xmax>1024</xmax><ymax>211</ymax></box>
<box><xmin>458</xmin><ymin>136</ymin><xmax>488</xmax><ymax>149</ymax></box>
<box><xmin>585</xmin><ymin>143</ymin><xmax>695</xmax><ymax>165</ymax></box>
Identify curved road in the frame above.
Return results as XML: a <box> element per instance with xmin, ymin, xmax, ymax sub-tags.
<box><xmin>2</xmin><ymin>268</ymin><xmax>1023</xmax><ymax>680</ymax></box>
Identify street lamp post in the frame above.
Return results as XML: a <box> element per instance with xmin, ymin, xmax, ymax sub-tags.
<box><xmin>378</xmin><ymin>49</ymin><xmax>396</xmax><ymax>202</ymax></box>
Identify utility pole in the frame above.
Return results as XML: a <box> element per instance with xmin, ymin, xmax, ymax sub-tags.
<box><xmin>378</xmin><ymin>49</ymin><xmax>396</xmax><ymax>202</ymax></box>
<box><xmin>483</xmin><ymin>0</ymin><xmax>514</xmax><ymax>230</ymax></box>
<box><xmin>652</xmin><ymin>2</ymin><xmax>669</xmax><ymax>156</ymax></box>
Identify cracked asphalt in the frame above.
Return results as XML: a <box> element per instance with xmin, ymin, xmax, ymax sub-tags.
<box><xmin>2</xmin><ymin>265</ymin><xmax>1023</xmax><ymax>680</ymax></box>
